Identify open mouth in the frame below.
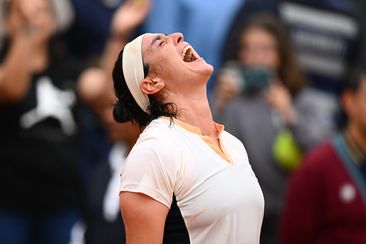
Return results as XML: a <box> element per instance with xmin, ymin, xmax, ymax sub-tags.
<box><xmin>182</xmin><ymin>45</ymin><xmax>200</xmax><ymax>62</ymax></box>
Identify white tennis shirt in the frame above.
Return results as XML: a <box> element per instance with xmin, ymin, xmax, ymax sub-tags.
<box><xmin>120</xmin><ymin>117</ymin><xmax>264</xmax><ymax>244</ymax></box>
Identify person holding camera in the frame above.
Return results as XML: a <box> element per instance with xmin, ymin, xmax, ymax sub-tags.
<box><xmin>216</xmin><ymin>13</ymin><xmax>336</xmax><ymax>244</ymax></box>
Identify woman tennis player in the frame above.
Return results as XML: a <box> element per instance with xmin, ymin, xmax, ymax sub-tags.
<box><xmin>112</xmin><ymin>32</ymin><xmax>264</xmax><ymax>244</ymax></box>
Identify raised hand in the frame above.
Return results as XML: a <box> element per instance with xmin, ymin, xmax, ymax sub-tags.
<box><xmin>3</xmin><ymin>0</ymin><xmax>55</xmax><ymax>44</ymax></box>
<box><xmin>111</xmin><ymin>0</ymin><xmax>151</xmax><ymax>38</ymax></box>
<box><xmin>0</xmin><ymin>0</ymin><xmax>54</xmax><ymax>103</ymax></box>
<box><xmin>265</xmin><ymin>81</ymin><xmax>296</xmax><ymax>125</ymax></box>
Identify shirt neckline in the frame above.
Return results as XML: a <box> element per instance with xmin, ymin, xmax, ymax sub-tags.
<box><xmin>159</xmin><ymin>116</ymin><xmax>232</xmax><ymax>163</ymax></box>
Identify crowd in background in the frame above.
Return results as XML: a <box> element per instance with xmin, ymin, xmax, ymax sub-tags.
<box><xmin>0</xmin><ymin>0</ymin><xmax>366</xmax><ymax>243</ymax></box>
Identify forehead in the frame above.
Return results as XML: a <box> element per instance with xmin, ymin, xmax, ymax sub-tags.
<box><xmin>141</xmin><ymin>33</ymin><xmax>166</xmax><ymax>55</ymax></box>
<box><xmin>242</xmin><ymin>27</ymin><xmax>275</xmax><ymax>42</ymax></box>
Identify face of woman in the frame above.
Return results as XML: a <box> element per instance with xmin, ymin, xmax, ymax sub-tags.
<box><xmin>141</xmin><ymin>33</ymin><xmax>213</xmax><ymax>90</ymax></box>
<box><xmin>238</xmin><ymin>27</ymin><xmax>280</xmax><ymax>70</ymax></box>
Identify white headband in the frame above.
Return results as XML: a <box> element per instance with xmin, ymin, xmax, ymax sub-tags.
<box><xmin>122</xmin><ymin>34</ymin><xmax>150</xmax><ymax>113</ymax></box>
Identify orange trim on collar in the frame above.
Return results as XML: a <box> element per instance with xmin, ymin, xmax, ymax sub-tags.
<box><xmin>160</xmin><ymin>117</ymin><xmax>232</xmax><ymax>163</ymax></box>
<box><xmin>174</xmin><ymin>118</ymin><xmax>224</xmax><ymax>135</ymax></box>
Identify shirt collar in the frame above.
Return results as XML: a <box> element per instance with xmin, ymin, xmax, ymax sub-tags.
<box><xmin>160</xmin><ymin>116</ymin><xmax>224</xmax><ymax>136</ymax></box>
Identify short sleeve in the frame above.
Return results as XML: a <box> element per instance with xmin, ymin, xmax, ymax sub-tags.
<box><xmin>119</xmin><ymin>141</ymin><xmax>176</xmax><ymax>208</ymax></box>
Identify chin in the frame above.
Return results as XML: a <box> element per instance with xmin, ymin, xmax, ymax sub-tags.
<box><xmin>207</xmin><ymin>63</ymin><xmax>214</xmax><ymax>74</ymax></box>
<box><xmin>181</xmin><ymin>61</ymin><xmax>214</xmax><ymax>83</ymax></box>
<box><xmin>199</xmin><ymin>63</ymin><xmax>214</xmax><ymax>79</ymax></box>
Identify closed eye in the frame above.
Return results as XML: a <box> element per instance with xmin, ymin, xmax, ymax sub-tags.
<box><xmin>159</xmin><ymin>40</ymin><xmax>166</xmax><ymax>46</ymax></box>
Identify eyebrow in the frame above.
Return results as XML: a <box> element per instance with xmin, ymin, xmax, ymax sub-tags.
<box><xmin>150</xmin><ymin>34</ymin><xmax>167</xmax><ymax>46</ymax></box>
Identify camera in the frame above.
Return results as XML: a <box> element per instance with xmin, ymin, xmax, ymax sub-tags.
<box><xmin>223</xmin><ymin>62</ymin><xmax>275</xmax><ymax>94</ymax></box>
<box><xmin>240</xmin><ymin>66</ymin><xmax>274</xmax><ymax>93</ymax></box>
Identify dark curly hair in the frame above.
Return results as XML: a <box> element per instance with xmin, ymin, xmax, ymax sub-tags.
<box><xmin>112</xmin><ymin>48</ymin><xmax>177</xmax><ymax>128</ymax></box>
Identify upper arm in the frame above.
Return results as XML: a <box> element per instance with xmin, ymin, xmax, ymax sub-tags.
<box><xmin>120</xmin><ymin>140</ymin><xmax>177</xmax><ymax>208</ymax></box>
<box><xmin>120</xmin><ymin>192</ymin><xmax>169</xmax><ymax>244</ymax></box>
<box><xmin>119</xmin><ymin>137</ymin><xmax>179</xmax><ymax>243</ymax></box>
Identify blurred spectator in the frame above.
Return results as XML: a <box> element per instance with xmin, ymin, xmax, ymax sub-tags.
<box><xmin>141</xmin><ymin>0</ymin><xmax>242</xmax><ymax>96</ymax></box>
<box><xmin>279</xmin><ymin>65</ymin><xmax>366</xmax><ymax>244</ymax></box>
<box><xmin>78</xmin><ymin>69</ymin><xmax>139</xmax><ymax>244</ymax></box>
<box><xmin>0</xmin><ymin>0</ymin><xmax>74</xmax><ymax>49</ymax></box>
<box><xmin>221</xmin><ymin>0</ymin><xmax>278</xmax><ymax>64</ymax></box>
<box><xmin>0</xmin><ymin>0</ymin><xmax>84</xmax><ymax>243</ymax></box>
<box><xmin>223</xmin><ymin>0</ymin><xmax>362</xmax><ymax>94</ymax></box>
<box><xmin>218</xmin><ymin>13</ymin><xmax>336</xmax><ymax>244</ymax></box>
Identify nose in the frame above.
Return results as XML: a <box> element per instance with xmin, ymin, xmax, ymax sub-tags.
<box><xmin>169</xmin><ymin>32</ymin><xmax>184</xmax><ymax>45</ymax></box>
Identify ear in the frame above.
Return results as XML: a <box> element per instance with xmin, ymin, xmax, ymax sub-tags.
<box><xmin>140</xmin><ymin>77</ymin><xmax>165</xmax><ymax>95</ymax></box>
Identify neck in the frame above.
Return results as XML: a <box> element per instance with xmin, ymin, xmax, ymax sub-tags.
<box><xmin>126</xmin><ymin>137</ymin><xmax>138</xmax><ymax>153</ymax></box>
<box><xmin>170</xmin><ymin>85</ymin><xmax>216</xmax><ymax>138</ymax></box>
<box><xmin>348</xmin><ymin>123</ymin><xmax>366</xmax><ymax>153</ymax></box>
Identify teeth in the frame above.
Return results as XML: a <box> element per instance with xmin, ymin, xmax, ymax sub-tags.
<box><xmin>182</xmin><ymin>45</ymin><xmax>192</xmax><ymax>59</ymax></box>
